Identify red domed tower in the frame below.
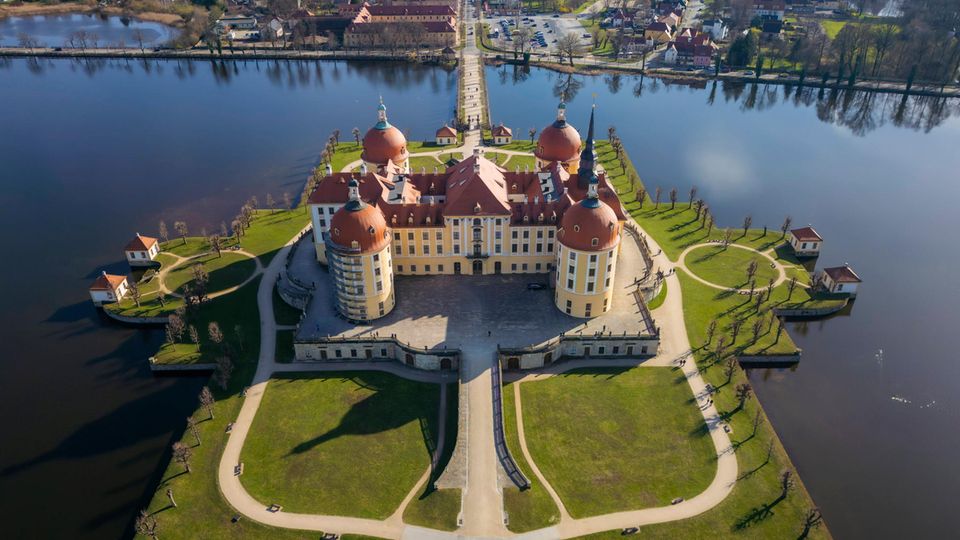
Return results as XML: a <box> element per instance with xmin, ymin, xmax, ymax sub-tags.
<box><xmin>535</xmin><ymin>101</ymin><xmax>582</xmax><ymax>173</ymax></box>
<box><xmin>361</xmin><ymin>99</ymin><xmax>409</xmax><ymax>173</ymax></box>
<box><xmin>326</xmin><ymin>179</ymin><xmax>395</xmax><ymax>321</ymax></box>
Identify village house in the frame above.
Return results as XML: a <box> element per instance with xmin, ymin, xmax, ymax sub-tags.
<box><xmin>491</xmin><ymin>124</ymin><xmax>512</xmax><ymax>145</ymax></box>
<box><xmin>644</xmin><ymin>21</ymin><xmax>673</xmax><ymax>45</ymax></box>
<box><xmin>701</xmin><ymin>18</ymin><xmax>728</xmax><ymax>41</ymax></box>
<box><xmin>664</xmin><ymin>29</ymin><xmax>717</xmax><ymax>66</ymax></box>
<box><xmin>753</xmin><ymin>0</ymin><xmax>786</xmax><ymax>21</ymax></box>
<box><xmin>761</xmin><ymin>19</ymin><xmax>785</xmax><ymax>40</ymax></box>
<box><xmin>789</xmin><ymin>226</ymin><xmax>823</xmax><ymax>257</ymax></box>
<box><xmin>819</xmin><ymin>265</ymin><xmax>862</xmax><ymax>296</ymax></box>
<box><xmin>436</xmin><ymin>125</ymin><xmax>457</xmax><ymax>145</ymax></box>
<box><xmin>89</xmin><ymin>272</ymin><xmax>129</xmax><ymax>306</ymax></box>
<box><xmin>658</xmin><ymin>12</ymin><xmax>682</xmax><ymax>30</ymax></box>
<box><xmin>262</xmin><ymin>18</ymin><xmax>285</xmax><ymax>41</ymax></box>
<box><xmin>125</xmin><ymin>233</ymin><xmax>160</xmax><ymax>267</ymax></box>
<box><xmin>217</xmin><ymin>14</ymin><xmax>258</xmax><ymax>33</ymax></box>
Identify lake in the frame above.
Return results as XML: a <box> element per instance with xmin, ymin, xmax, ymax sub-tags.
<box><xmin>487</xmin><ymin>64</ymin><xmax>960</xmax><ymax>539</ymax></box>
<box><xmin>0</xmin><ymin>13</ymin><xmax>179</xmax><ymax>48</ymax></box>
<box><xmin>0</xmin><ymin>55</ymin><xmax>958</xmax><ymax>539</ymax></box>
<box><xmin>0</xmin><ymin>57</ymin><xmax>455</xmax><ymax>539</ymax></box>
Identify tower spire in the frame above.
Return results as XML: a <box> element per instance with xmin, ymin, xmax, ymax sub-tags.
<box><xmin>577</xmin><ymin>104</ymin><xmax>598</xmax><ymax>189</ymax></box>
<box><xmin>376</xmin><ymin>97</ymin><xmax>390</xmax><ymax>129</ymax></box>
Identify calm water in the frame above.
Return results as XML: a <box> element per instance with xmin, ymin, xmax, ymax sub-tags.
<box><xmin>0</xmin><ymin>14</ymin><xmax>179</xmax><ymax>48</ymax></box>
<box><xmin>488</xmin><ymin>65</ymin><xmax>960</xmax><ymax>539</ymax></box>
<box><xmin>0</xmin><ymin>57</ymin><xmax>455</xmax><ymax>539</ymax></box>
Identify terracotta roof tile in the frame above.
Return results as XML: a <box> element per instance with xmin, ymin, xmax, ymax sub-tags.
<box><xmin>89</xmin><ymin>272</ymin><xmax>127</xmax><ymax>291</ymax></box>
<box><xmin>125</xmin><ymin>234</ymin><xmax>157</xmax><ymax>251</ymax></box>
<box><xmin>790</xmin><ymin>226</ymin><xmax>822</xmax><ymax>241</ymax></box>
<box><xmin>824</xmin><ymin>265</ymin><xmax>861</xmax><ymax>283</ymax></box>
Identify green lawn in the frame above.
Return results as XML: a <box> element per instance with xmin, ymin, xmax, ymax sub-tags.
<box><xmin>403</xmin><ymin>383</ymin><xmax>462</xmax><ymax>531</ymax></box>
<box><xmin>503</xmin><ymin>153</ymin><xmax>537</xmax><ymax>171</ymax></box>
<box><xmin>502</xmin><ymin>382</ymin><xmax>561</xmax><ymax>532</ymax></box>
<box><xmin>684</xmin><ymin>245</ymin><xmax>779</xmax><ymax>290</ymax></box>
<box><xmin>237</xmin><ymin>209</ymin><xmax>310</xmax><ymax>265</ymax></box>
<box><xmin>499</xmin><ymin>140</ymin><xmax>536</xmax><ymax>152</ymax></box>
<box><xmin>241</xmin><ymin>372</ymin><xmax>441</xmax><ymax>518</ymax></box>
<box><xmin>163</xmin><ymin>251</ymin><xmax>257</xmax><ymax>295</ymax></box>
<box><xmin>153</xmin><ymin>342</ymin><xmax>203</xmax><ymax>365</ymax></box>
<box><xmin>161</xmin><ymin>237</ymin><xmax>216</xmax><ymax>258</ymax></box>
<box><xmin>328</xmin><ymin>141</ymin><xmax>364</xmax><ymax>173</ymax></box>
<box><xmin>821</xmin><ymin>19</ymin><xmax>847</xmax><ymax>39</ymax></box>
<box><xmin>521</xmin><ymin>367</ymin><xmax>716</xmax><ymax>518</ymax></box>
<box><xmin>409</xmin><ymin>154</ymin><xmax>443</xmax><ymax>172</ymax></box>
<box><xmin>647</xmin><ymin>280</ymin><xmax>668</xmax><ymax>311</ymax></box>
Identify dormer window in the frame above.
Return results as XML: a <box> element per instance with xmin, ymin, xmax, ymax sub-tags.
<box><xmin>511</xmin><ymin>183</ymin><xmax>518</xmax><ymax>191</ymax></box>
<box><xmin>368</xmin><ymin>226</ymin><xmax>375</xmax><ymax>235</ymax></box>
<box><xmin>333</xmin><ymin>228</ymin><xmax>340</xmax><ymax>236</ymax></box>
<box><xmin>391</xmin><ymin>215</ymin><xmax>398</xmax><ymax>224</ymax></box>
<box><xmin>351</xmin><ymin>240</ymin><xmax>359</xmax><ymax>249</ymax></box>
<box><xmin>407</xmin><ymin>215</ymin><xmax>414</xmax><ymax>224</ymax></box>
<box><xmin>573</xmin><ymin>225</ymin><xmax>581</xmax><ymax>232</ymax></box>
<box><xmin>591</xmin><ymin>238</ymin><xmax>599</xmax><ymax>247</ymax></box>
<box><xmin>523</xmin><ymin>215</ymin><xmax>530</xmax><ymax>223</ymax></box>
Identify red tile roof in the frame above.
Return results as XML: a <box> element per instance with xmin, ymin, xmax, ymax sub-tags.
<box><xmin>368</xmin><ymin>5</ymin><xmax>456</xmax><ymax>16</ymax></box>
<box><xmin>824</xmin><ymin>265</ymin><xmax>861</xmax><ymax>283</ymax></box>
<box><xmin>492</xmin><ymin>125</ymin><xmax>512</xmax><ymax>137</ymax></box>
<box><xmin>89</xmin><ymin>272</ymin><xmax>127</xmax><ymax>291</ymax></box>
<box><xmin>790</xmin><ymin>226</ymin><xmax>822</xmax><ymax>241</ymax></box>
<box><xmin>125</xmin><ymin>233</ymin><xmax>157</xmax><ymax>252</ymax></box>
<box><xmin>444</xmin><ymin>155</ymin><xmax>512</xmax><ymax>216</ymax></box>
<box><xmin>436</xmin><ymin>125</ymin><xmax>457</xmax><ymax>137</ymax></box>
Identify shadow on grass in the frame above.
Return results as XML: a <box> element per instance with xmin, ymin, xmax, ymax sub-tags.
<box><xmin>734</xmin><ymin>494</ymin><xmax>787</xmax><ymax>531</ymax></box>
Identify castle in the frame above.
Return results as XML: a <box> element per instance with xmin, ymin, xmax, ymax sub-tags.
<box><xmin>307</xmin><ymin>100</ymin><xmax>627</xmax><ymax>322</ymax></box>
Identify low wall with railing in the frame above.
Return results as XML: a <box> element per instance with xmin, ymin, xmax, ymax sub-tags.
<box><xmin>294</xmin><ymin>335</ymin><xmax>460</xmax><ymax>371</ymax></box>
<box><xmin>498</xmin><ymin>331</ymin><xmax>660</xmax><ymax>370</ymax></box>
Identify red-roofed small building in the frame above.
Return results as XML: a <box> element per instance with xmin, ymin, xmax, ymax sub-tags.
<box><xmin>89</xmin><ymin>271</ymin><xmax>129</xmax><ymax>306</ymax></box>
<box><xmin>436</xmin><ymin>125</ymin><xmax>457</xmax><ymax>145</ymax></box>
<box><xmin>819</xmin><ymin>265</ymin><xmax>862</xmax><ymax>296</ymax></box>
<box><xmin>491</xmin><ymin>124</ymin><xmax>512</xmax><ymax>145</ymax></box>
<box><xmin>125</xmin><ymin>233</ymin><xmax>160</xmax><ymax>267</ymax></box>
<box><xmin>788</xmin><ymin>226</ymin><xmax>822</xmax><ymax>257</ymax></box>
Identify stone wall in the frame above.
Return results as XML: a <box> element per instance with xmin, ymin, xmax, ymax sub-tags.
<box><xmin>294</xmin><ymin>336</ymin><xmax>460</xmax><ymax>371</ymax></box>
<box><xmin>498</xmin><ymin>332</ymin><xmax>660</xmax><ymax>370</ymax></box>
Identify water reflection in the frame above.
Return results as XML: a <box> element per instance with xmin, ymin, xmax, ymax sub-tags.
<box><xmin>492</xmin><ymin>64</ymin><xmax>960</xmax><ymax>135</ymax></box>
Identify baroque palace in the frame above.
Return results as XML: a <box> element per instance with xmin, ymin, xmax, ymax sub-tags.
<box><xmin>307</xmin><ymin>100</ymin><xmax>627</xmax><ymax>322</ymax></box>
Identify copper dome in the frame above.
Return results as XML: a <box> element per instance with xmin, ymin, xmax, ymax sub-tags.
<box><xmin>329</xmin><ymin>200</ymin><xmax>391</xmax><ymax>254</ymax></box>
<box><xmin>362</xmin><ymin>125</ymin><xmax>408</xmax><ymax>165</ymax></box>
<box><xmin>536</xmin><ymin>121</ymin><xmax>581</xmax><ymax>163</ymax></box>
<box><xmin>558</xmin><ymin>197</ymin><xmax>621</xmax><ymax>252</ymax></box>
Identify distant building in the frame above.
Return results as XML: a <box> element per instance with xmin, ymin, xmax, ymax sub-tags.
<box><xmin>753</xmin><ymin>0</ymin><xmax>786</xmax><ymax>21</ymax></box>
<box><xmin>664</xmin><ymin>30</ymin><xmax>717</xmax><ymax>66</ymax></box>
<box><xmin>125</xmin><ymin>233</ymin><xmax>160</xmax><ymax>267</ymax></box>
<box><xmin>491</xmin><ymin>124</ymin><xmax>513</xmax><ymax>145</ymax></box>
<box><xmin>217</xmin><ymin>15</ymin><xmax>258</xmax><ymax>33</ymax></box>
<box><xmin>761</xmin><ymin>19</ymin><xmax>785</xmax><ymax>40</ymax></box>
<box><xmin>263</xmin><ymin>18</ymin><xmax>285</xmax><ymax>41</ymax></box>
<box><xmin>89</xmin><ymin>272</ymin><xmax>129</xmax><ymax>306</ymax></box>
<box><xmin>644</xmin><ymin>21</ymin><xmax>673</xmax><ymax>45</ymax></box>
<box><xmin>788</xmin><ymin>226</ymin><xmax>822</xmax><ymax>257</ymax></box>
<box><xmin>819</xmin><ymin>265</ymin><xmax>861</xmax><ymax>296</ymax></box>
<box><xmin>436</xmin><ymin>125</ymin><xmax>458</xmax><ymax>145</ymax></box>
<box><xmin>701</xmin><ymin>18</ymin><xmax>728</xmax><ymax>41</ymax></box>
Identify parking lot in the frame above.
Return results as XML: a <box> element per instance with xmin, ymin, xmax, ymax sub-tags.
<box><xmin>487</xmin><ymin>13</ymin><xmax>591</xmax><ymax>54</ymax></box>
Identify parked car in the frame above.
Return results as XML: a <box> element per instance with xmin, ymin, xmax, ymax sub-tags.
<box><xmin>527</xmin><ymin>283</ymin><xmax>547</xmax><ymax>290</ymax></box>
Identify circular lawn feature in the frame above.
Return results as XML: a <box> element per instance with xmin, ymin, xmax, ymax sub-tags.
<box><xmin>684</xmin><ymin>245</ymin><xmax>778</xmax><ymax>290</ymax></box>
<box><xmin>164</xmin><ymin>251</ymin><xmax>257</xmax><ymax>296</ymax></box>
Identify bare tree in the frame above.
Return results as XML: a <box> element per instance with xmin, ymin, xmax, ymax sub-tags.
<box><xmin>688</xmin><ymin>186</ymin><xmax>698</xmax><ymax>207</ymax></box>
<box><xmin>172</xmin><ymin>441</ymin><xmax>192</xmax><ymax>473</ymax></box>
<box><xmin>174</xmin><ymin>221</ymin><xmax>188</xmax><ymax>245</ymax></box>
<box><xmin>208</xmin><ymin>322</ymin><xmax>224</xmax><ymax>347</ymax></box>
<box><xmin>654</xmin><ymin>187</ymin><xmax>662</xmax><ymax>209</ymax></box>
<box><xmin>705</xmin><ymin>319</ymin><xmax>718</xmax><ymax>345</ymax></box>
<box><xmin>189</xmin><ymin>325</ymin><xmax>200</xmax><ymax>352</ymax></box>
<box><xmin>186</xmin><ymin>416</ymin><xmax>201</xmax><ymax>446</ymax></box>
<box><xmin>528</xmin><ymin>127</ymin><xmax>537</xmax><ymax>141</ymax></box>
<box><xmin>166</xmin><ymin>487</ymin><xmax>177</xmax><ymax>508</ymax></box>
<box><xmin>742</xmin><ymin>215</ymin><xmax>752</xmax><ymax>236</ymax></box>
<box><xmin>724</xmin><ymin>356</ymin><xmax>738</xmax><ymax>384</ymax></box>
<box><xmin>723</xmin><ymin>227</ymin><xmax>733</xmax><ymax>246</ymax></box>
<box><xmin>352</xmin><ymin>127</ymin><xmax>361</xmax><ymax>145</ymax></box>
<box><xmin>751</xmin><ymin>317</ymin><xmax>764</xmax><ymax>342</ymax></box>
<box><xmin>134</xmin><ymin>510</ymin><xmax>159</xmax><ymax>539</ymax></box>
<box><xmin>780</xmin><ymin>469</ymin><xmax>795</xmax><ymax>498</ymax></box>
<box><xmin>167</xmin><ymin>313</ymin><xmax>185</xmax><ymax>342</ymax></box>
<box><xmin>129</xmin><ymin>281</ymin><xmax>142</xmax><ymax>308</ymax></box>
<box><xmin>199</xmin><ymin>386</ymin><xmax>215</xmax><ymax>419</ymax></box>
<box><xmin>787</xmin><ymin>276</ymin><xmax>799</xmax><ymax>300</ymax></box>
<box><xmin>752</xmin><ymin>408</ymin><xmax>765</xmax><ymax>437</ymax></box>
<box><xmin>636</xmin><ymin>187</ymin><xmax>646</xmax><ymax>208</ymax></box>
<box><xmin>266</xmin><ymin>193</ymin><xmax>276</xmax><ymax>213</ymax></box>
<box><xmin>780</xmin><ymin>215</ymin><xmax>793</xmax><ymax>239</ymax></box>
<box><xmin>132</xmin><ymin>29</ymin><xmax>146</xmax><ymax>53</ymax></box>
<box><xmin>215</xmin><ymin>356</ymin><xmax>233</xmax><ymax>390</ymax></box>
<box><xmin>209</xmin><ymin>235</ymin><xmax>222</xmax><ymax>258</ymax></box>
<box><xmin>191</xmin><ymin>264</ymin><xmax>209</xmax><ymax>303</ymax></box>
<box><xmin>730</xmin><ymin>318</ymin><xmax>744</xmax><ymax>344</ymax></box>
<box><xmin>557</xmin><ymin>32</ymin><xmax>581</xmax><ymax>66</ymax></box>
<box><xmin>282</xmin><ymin>192</ymin><xmax>292</xmax><ymax>210</ymax></box>
<box><xmin>746</xmin><ymin>259</ymin><xmax>759</xmax><ymax>282</ymax></box>
<box><xmin>800</xmin><ymin>507</ymin><xmax>824</xmax><ymax>537</ymax></box>
<box><xmin>735</xmin><ymin>382</ymin><xmax>753</xmax><ymax>411</ymax></box>
<box><xmin>669</xmin><ymin>187</ymin><xmax>678</xmax><ymax>210</ymax></box>
<box><xmin>159</xmin><ymin>221</ymin><xmax>169</xmax><ymax>243</ymax></box>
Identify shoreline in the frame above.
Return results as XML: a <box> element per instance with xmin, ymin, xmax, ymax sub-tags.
<box><xmin>0</xmin><ymin>3</ymin><xmax>184</xmax><ymax>27</ymax></box>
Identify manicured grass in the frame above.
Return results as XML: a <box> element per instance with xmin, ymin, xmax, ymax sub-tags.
<box><xmin>409</xmin><ymin>154</ymin><xmax>443</xmax><ymax>172</ymax></box>
<box><xmin>153</xmin><ymin>342</ymin><xmax>203</xmax><ymax>365</ymax></box>
<box><xmin>161</xmin><ymin>237</ymin><xmax>215</xmax><ymax>258</ymax></box>
<box><xmin>329</xmin><ymin>141</ymin><xmax>364</xmax><ymax>173</ymax></box>
<box><xmin>273</xmin><ymin>288</ymin><xmax>303</xmax><ymax>326</ymax></box>
<box><xmin>241</xmin><ymin>372</ymin><xmax>441</xmax><ymax>518</ymax></box>
<box><xmin>521</xmin><ymin>367</ymin><xmax>716</xmax><ymax>518</ymax></box>
<box><xmin>647</xmin><ymin>280</ymin><xmax>668</xmax><ymax>311</ymax></box>
<box><xmin>503</xmin><ymin>153</ymin><xmax>537</xmax><ymax>171</ymax></box>
<box><xmin>500</xmin><ymin>140</ymin><xmax>536</xmax><ymax>152</ymax></box>
<box><xmin>684</xmin><ymin>245</ymin><xmax>779</xmax><ymax>290</ymax></box>
<box><xmin>275</xmin><ymin>330</ymin><xmax>295</xmax><ymax>363</ymax></box>
<box><xmin>484</xmin><ymin>151</ymin><xmax>509</xmax><ymax>165</ymax></box>
<box><xmin>237</xmin><ymin>209</ymin><xmax>310</xmax><ymax>266</ymax></box>
<box><xmin>821</xmin><ymin>19</ymin><xmax>846</xmax><ymax>39</ymax></box>
<box><xmin>502</xmin><ymin>382</ymin><xmax>561</xmax><ymax>532</ymax></box>
<box><xmin>403</xmin><ymin>383</ymin><xmax>461</xmax><ymax>530</ymax></box>
<box><xmin>163</xmin><ymin>252</ymin><xmax>257</xmax><ymax>295</ymax></box>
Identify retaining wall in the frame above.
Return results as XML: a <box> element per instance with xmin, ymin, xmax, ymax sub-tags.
<box><xmin>294</xmin><ymin>336</ymin><xmax>460</xmax><ymax>371</ymax></box>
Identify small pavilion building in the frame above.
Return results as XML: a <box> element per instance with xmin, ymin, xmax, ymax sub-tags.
<box><xmin>125</xmin><ymin>233</ymin><xmax>160</xmax><ymax>266</ymax></box>
<box><xmin>89</xmin><ymin>272</ymin><xmax>129</xmax><ymax>306</ymax></box>
<box><xmin>819</xmin><ymin>265</ymin><xmax>862</xmax><ymax>296</ymax></box>
<box><xmin>435</xmin><ymin>125</ymin><xmax>457</xmax><ymax>146</ymax></box>
<box><xmin>492</xmin><ymin>124</ymin><xmax>513</xmax><ymax>145</ymax></box>
<box><xmin>788</xmin><ymin>226</ymin><xmax>823</xmax><ymax>257</ymax></box>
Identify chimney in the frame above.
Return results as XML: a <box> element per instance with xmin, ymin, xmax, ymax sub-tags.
<box><xmin>325</xmin><ymin>163</ymin><xmax>333</xmax><ymax>176</ymax></box>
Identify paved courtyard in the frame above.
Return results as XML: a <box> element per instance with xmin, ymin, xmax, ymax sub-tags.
<box><xmin>293</xmin><ymin>231</ymin><xmax>655</xmax><ymax>350</ymax></box>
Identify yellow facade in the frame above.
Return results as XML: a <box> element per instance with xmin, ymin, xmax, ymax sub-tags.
<box><xmin>553</xmin><ymin>241</ymin><xmax>620</xmax><ymax>318</ymax></box>
<box><xmin>328</xmin><ymin>242</ymin><xmax>395</xmax><ymax>321</ymax></box>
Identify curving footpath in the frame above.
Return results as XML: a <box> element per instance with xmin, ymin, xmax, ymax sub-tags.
<box><xmin>676</xmin><ymin>242</ymin><xmax>787</xmax><ymax>294</ymax></box>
